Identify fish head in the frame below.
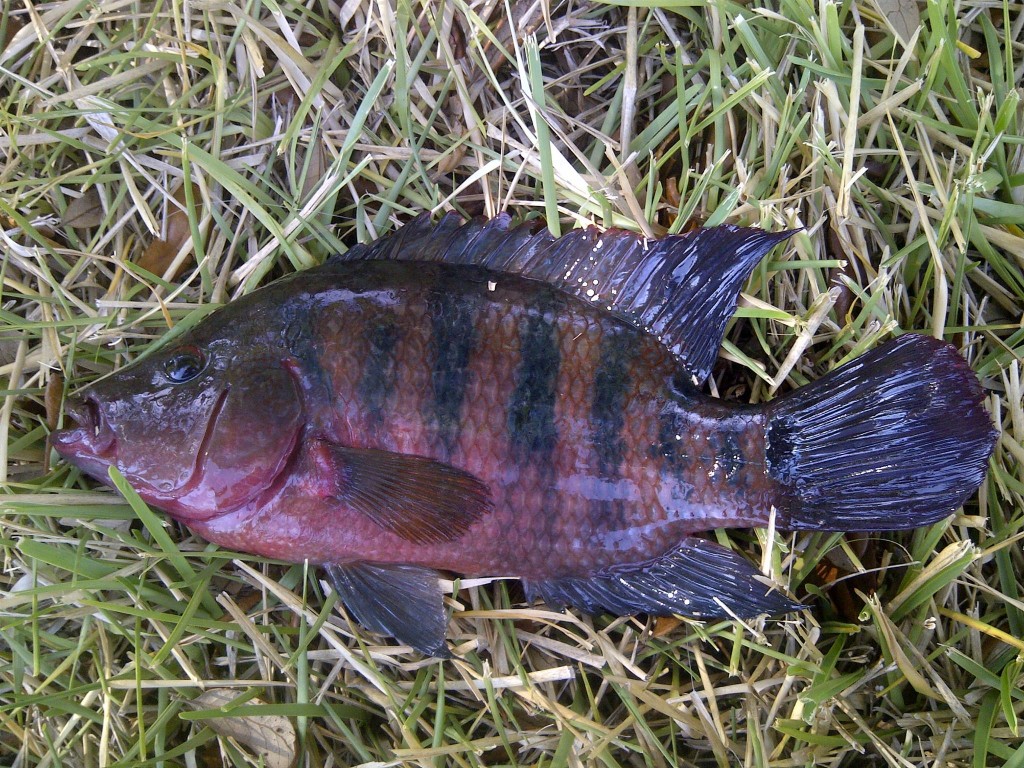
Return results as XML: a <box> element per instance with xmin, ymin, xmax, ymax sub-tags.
<box><xmin>51</xmin><ymin>319</ymin><xmax>304</xmax><ymax>522</ymax></box>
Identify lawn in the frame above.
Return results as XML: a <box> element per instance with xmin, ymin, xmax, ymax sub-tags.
<box><xmin>2</xmin><ymin>0</ymin><xmax>1023</xmax><ymax>766</ymax></box>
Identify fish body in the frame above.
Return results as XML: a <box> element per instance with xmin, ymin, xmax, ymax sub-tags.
<box><xmin>183</xmin><ymin>261</ymin><xmax>768</xmax><ymax>577</ymax></box>
<box><xmin>52</xmin><ymin>215</ymin><xmax>997</xmax><ymax>656</ymax></box>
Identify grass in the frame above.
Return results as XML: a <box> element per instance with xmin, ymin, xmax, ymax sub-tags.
<box><xmin>1</xmin><ymin>0</ymin><xmax>1022</xmax><ymax>765</ymax></box>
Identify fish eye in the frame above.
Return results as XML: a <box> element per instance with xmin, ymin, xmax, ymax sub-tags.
<box><xmin>164</xmin><ymin>348</ymin><xmax>205</xmax><ymax>384</ymax></box>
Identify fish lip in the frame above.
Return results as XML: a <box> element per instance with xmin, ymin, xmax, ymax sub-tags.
<box><xmin>51</xmin><ymin>393</ymin><xmax>116</xmax><ymax>459</ymax></box>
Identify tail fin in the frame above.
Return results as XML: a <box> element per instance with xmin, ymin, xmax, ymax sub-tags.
<box><xmin>765</xmin><ymin>335</ymin><xmax>996</xmax><ymax>531</ymax></box>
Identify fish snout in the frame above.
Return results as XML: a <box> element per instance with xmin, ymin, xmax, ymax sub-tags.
<box><xmin>51</xmin><ymin>392</ymin><xmax>117</xmax><ymax>459</ymax></box>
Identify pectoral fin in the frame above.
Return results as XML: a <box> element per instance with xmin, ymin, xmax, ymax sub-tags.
<box><xmin>524</xmin><ymin>538</ymin><xmax>801</xmax><ymax>619</ymax></box>
<box><xmin>311</xmin><ymin>439</ymin><xmax>491</xmax><ymax>543</ymax></box>
<box><xmin>324</xmin><ymin>562</ymin><xmax>452</xmax><ymax>658</ymax></box>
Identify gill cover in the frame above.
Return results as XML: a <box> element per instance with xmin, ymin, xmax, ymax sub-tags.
<box><xmin>168</xmin><ymin>358</ymin><xmax>304</xmax><ymax>519</ymax></box>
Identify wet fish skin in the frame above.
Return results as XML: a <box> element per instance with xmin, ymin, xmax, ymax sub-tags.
<box><xmin>169</xmin><ymin>260</ymin><xmax>775</xmax><ymax>579</ymax></box>
<box><xmin>51</xmin><ymin>214</ymin><xmax>997</xmax><ymax>656</ymax></box>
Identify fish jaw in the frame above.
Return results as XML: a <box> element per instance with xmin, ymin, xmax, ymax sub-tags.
<box><xmin>51</xmin><ymin>394</ymin><xmax>118</xmax><ymax>482</ymax></box>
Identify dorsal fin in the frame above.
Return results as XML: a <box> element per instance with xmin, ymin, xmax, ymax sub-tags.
<box><xmin>332</xmin><ymin>214</ymin><xmax>795</xmax><ymax>383</ymax></box>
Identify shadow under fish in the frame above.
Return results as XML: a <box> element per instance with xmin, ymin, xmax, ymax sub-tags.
<box><xmin>51</xmin><ymin>214</ymin><xmax>998</xmax><ymax>657</ymax></box>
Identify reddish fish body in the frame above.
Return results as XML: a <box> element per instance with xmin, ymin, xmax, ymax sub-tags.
<box><xmin>53</xmin><ymin>215</ymin><xmax>996</xmax><ymax>656</ymax></box>
<box><xmin>188</xmin><ymin>261</ymin><xmax>770</xmax><ymax>578</ymax></box>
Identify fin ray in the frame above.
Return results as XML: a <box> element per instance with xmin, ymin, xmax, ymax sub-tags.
<box><xmin>523</xmin><ymin>538</ymin><xmax>800</xmax><ymax>619</ymax></box>
<box><xmin>324</xmin><ymin>562</ymin><xmax>452</xmax><ymax>657</ymax></box>
<box><xmin>331</xmin><ymin>215</ymin><xmax>795</xmax><ymax>382</ymax></box>
<box><xmin>766</xmin><ymin>334</ymin><xmax>996</xmax><ymax>530</ymax></box>
<box><xmin>312</xmin><ymin>440</ymin><xmax>491</xmax><ymax>544</ymax></box>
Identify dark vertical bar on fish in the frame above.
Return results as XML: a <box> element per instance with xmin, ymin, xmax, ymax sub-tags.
<box><xmin>507</xmin><ymin>305</ymin><xmax>561</xmax><ymax>461</ymax></box>
<box><xmin>357</xmin><ymin>317</ymin><xmax>400</xmax><ymax>438</ymax></box>
<box><xmin>428</xmin><ymin>291</ymin><xmax>477</xmax><ymax>457</ymax></box>
<box><xmin>591</xmin><ymin>329</ymin><xmax>632</xmax><ymax>478</ymax></box>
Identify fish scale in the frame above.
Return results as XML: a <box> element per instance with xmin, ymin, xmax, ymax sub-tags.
<box><xmin>309</xmin><ymin>267</ymin><xmax>770</xmax><ymax>576</ymax></box>
<box><xmin>297</xmin><ymin>267</ymin><xmax>727</xmax><ymax>577</ymax></box>
<box><xmin>52</xmin><ymin>214</ymin><xmax>997</xmax><ymax>656</ymax></box>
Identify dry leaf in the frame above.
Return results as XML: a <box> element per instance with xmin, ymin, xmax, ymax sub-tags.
<box><xmin>63</xmin><ymin>187</ymin><xmax>105</xmax><ymax>229</ymax></box>
<box><xmin>45</xmin><ymin>371</ymin><xmax>64</xmax><ymax>431</ymax></box>
<box><xmin>0</xmin><ymin>12</ymin><xmax>25</xmax><ymax>53</ymax></box>
<box><xmin>137</xmin><ymin>182</ymin><xmax>202</xmax><ymax>279</ymax></box>
<box><xmin>827</xmin><ymin>225</ymin><xmax>855</xmax><ymax>324</ymax></box>
<box><xmin>434</xmin><ymin>142</ymin><xmax>467</xmax><ymax>177</ymax></box>
<box><xmin>475</xmin><ymin>0</ymin><xmax>544</xmax><ymax>75</ymax></box>
<box><xmin>298</xmin><ymin>140</ymin><xmax>328</xmax><ymax>203</ymax></box>
<box><xmin>873</xmin><ymin>0</ymin><xmax>920</xmax><ymax>46</ymax></box>
<box><xmin>0</xmin><ymin>330</ymin><xmax>20</xmax><ymax>367</ymax></box>
<box><xmin>189</xmin><ymin>689</ymin><xmax>296</xmax><ymax>768</ymax></box>
<box><xmin>806</xmin><ymin>532</ymin><xmax>878</xmax><ymax>622</ymax></box>
<box><xmin>652</xmin><ymin>616</ymin><xmax>683</xmax><ymax>637</ymax></box>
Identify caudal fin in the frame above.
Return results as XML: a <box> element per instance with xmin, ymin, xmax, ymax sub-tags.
<box><xmin>765</xmin><ymin>335</ymin><xmax>996</xmax><ymax>531</ymax></box>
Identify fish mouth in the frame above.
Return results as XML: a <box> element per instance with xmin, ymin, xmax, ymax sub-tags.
<box><xmin>51</xmin><ymin>386</ymin><xmax>233</xmax><ymax>517</ymax></box>
<box><xmin>50</xmin><ymin>393</ymin><xmax>118</xmax><ymax>478</ymax></box>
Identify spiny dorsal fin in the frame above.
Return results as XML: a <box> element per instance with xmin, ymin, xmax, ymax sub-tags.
<box><xmin>332</xmin><ymin>214</ymin><xmax>796</xmax><ymax>383</ymax></box>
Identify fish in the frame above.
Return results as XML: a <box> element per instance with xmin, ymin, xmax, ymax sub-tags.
<box><xmin>51</xmin><ymin>213</ymin><xmax>997</xmax><ymax>657</ymax></box>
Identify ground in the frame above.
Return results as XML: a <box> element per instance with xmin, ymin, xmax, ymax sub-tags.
<box><xmin>2</xmin><ymin>1</ymin><xmax>1023</xmax><ymax>766</ymax></box>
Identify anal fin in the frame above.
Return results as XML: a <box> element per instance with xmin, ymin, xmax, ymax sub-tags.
<box><xmin>324</xmin><ymin>562</ymin><xmax>452</xmax><ymax>658</ymax></box>
<box><xmin>523</xmin><ymin>539</ymin><xmax>800</xmax><ymax>620</ymax></box>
